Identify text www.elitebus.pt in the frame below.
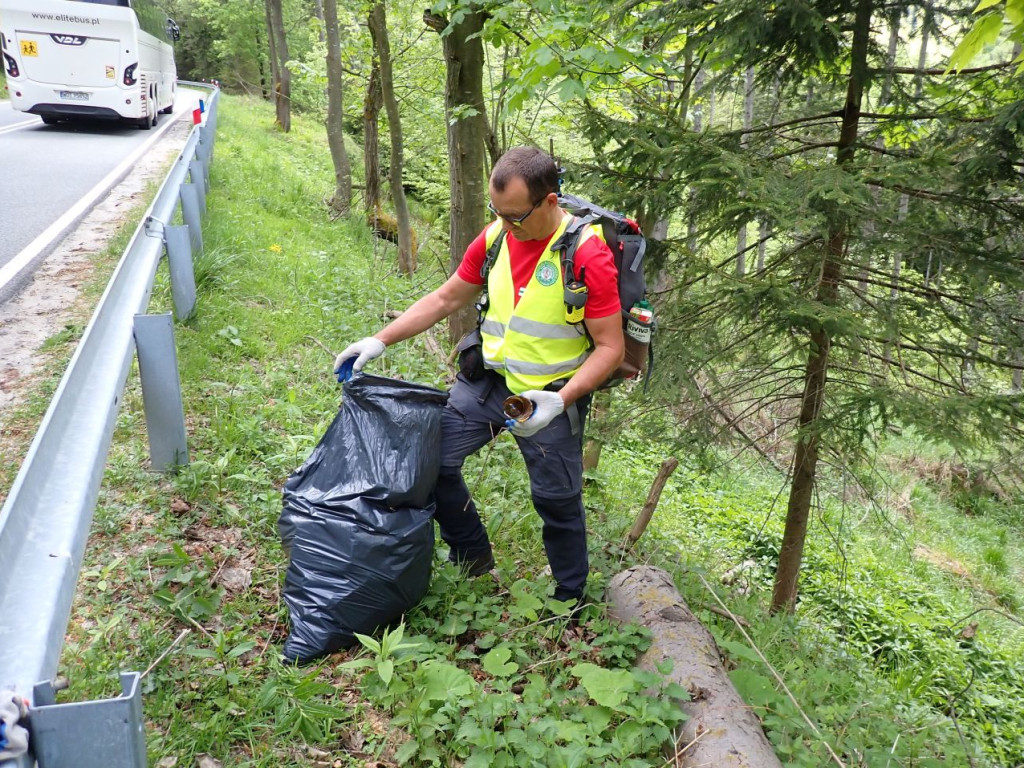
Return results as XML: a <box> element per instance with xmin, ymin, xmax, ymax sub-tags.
<box><xmin>31</xmin><ymin>12</ymin><xmax>100</xmax><ymax>25</ymax></box>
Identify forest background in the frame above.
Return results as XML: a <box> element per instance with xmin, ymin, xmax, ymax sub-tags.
<box><xmin>12</xmin><ymin>0</ymin><xmax>1024</xmax><ymax>764</ymax></box>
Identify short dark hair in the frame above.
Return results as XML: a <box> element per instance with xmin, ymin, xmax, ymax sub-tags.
<box><xmin>491</xmin><ymin>146</ymin><xmax>558</xmax><ymax>204</ymax></box>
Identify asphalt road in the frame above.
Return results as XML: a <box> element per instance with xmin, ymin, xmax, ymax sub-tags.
<box><xmin>0</xmin><ymin>87</ymin><xmax>201</xmax><ymax>290</ymax></box>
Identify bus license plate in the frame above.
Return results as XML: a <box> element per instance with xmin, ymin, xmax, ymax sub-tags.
<box><xmin>59</xmin><ymin>91</ymin><xmax>89</xmax><ymax>101</ymax></box>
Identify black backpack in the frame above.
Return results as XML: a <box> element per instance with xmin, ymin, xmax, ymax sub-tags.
<box><xmin>480</xmin><ymin>193</ymin><xmax>653</xmax><ymax>383</ymax></box>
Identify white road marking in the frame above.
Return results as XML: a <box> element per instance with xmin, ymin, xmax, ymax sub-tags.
<box><xmin>0</xmin><ymin>118</ymin><xmax>38</xmax><ymax>135</ymax></box>
<box><xmin>0</xmin><ymin>112</ymin><xmax>183</xmax><ymax>297</ymax></box>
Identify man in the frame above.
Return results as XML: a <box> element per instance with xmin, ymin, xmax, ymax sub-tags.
<box><xmin>334</xmin><ymin>146</ymin><xmax>623</xmax><ymax>608</ymax></box>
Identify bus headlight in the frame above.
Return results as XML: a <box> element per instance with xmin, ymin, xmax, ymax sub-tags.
<box><xmin>123</xmin><ymin>62</ymin><xmax>138</xmax><ymax>86</ymax></box>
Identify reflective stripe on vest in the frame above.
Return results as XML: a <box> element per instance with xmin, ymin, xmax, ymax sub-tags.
<box><xmin>479</xmin><ymin>217</ymin><xmax>597</xmax><ymax>394</ymax></box>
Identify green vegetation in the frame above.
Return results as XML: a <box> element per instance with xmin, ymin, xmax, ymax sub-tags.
<box><xmin>35</xmin><ymin>95</ymin><xmax>1019</xmax><ymax>767</ymax></box>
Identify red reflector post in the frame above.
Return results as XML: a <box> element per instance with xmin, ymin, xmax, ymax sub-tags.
<box><xmin>192</xmin><ymin>107</ymin><xmax>202</xmax><ymax>125</ymax></box>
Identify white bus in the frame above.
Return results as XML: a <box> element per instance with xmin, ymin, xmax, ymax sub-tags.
<box><xmin>0</xmin><ymin>0</ymin><xmax>179</xmax><ymax>128</ymax></box>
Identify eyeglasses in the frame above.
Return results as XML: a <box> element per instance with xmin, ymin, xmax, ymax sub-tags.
<box><xmin>488</xmin><ymin>197</ymin><xmax>544</xmax><ymax>227</ymax></box>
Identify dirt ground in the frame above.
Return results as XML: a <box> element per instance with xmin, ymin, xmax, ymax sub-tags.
<box><xmin>0</xmin><ymin>117</ymin><xmax>192</xmax><ymax>478</ymax></box>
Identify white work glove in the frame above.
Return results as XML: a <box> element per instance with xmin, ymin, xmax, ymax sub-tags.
<box><xmin>333</xmin><ymin>337</ymin><xmax>386</xmax><ymax>381</ymax></box>
<box><xmin>0</xmin><ymin>695</ymin><xmax>29</xmax><ymax>760</ymax></box>
<box><xmin>506</xmin><ymin>390</ymin><xmax>566</xmax><ymax>437</ymax></box>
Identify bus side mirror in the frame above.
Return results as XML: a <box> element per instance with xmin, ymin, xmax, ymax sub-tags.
<box><xmin>166</xmin><ymin>19</ymin><xmax>181</xmax><ymax>42</ymax></box>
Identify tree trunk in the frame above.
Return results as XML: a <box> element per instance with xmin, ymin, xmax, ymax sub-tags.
<box><xmin>607</xmin><ymin>567</ymin><xmax>784</xmax><ymax>767</ymax></box>
<box><xmin>687</xmin><ymin>68</ymin><xmax>705</xmax><ymax>256</ymax></box>
<box><xmin>323</xmin><ymin>0</ymin><xmax>352</xmax><ymax>215</ymax></box>
<box><xmin>757</xmin><ymin>220</ymin><xmax>768</xmax><ymax>273</ymax></box>
<box><xmin>736</xmin><ymin>66</ymin><xmax>755</xmax><ymax>277</ymax></box>
<box><xmin>368</xmin><ymin>1</ymin><xmax>415</xmax><ymax>274</ymax></box>
<box><xmin>264</xmin><ymin>0</ymin><xmax>278</xmax><ymax>99</ymax></box>
<box><xmin>256</xmin><ymin>26</ymin><xmax>268</xmax><ymax>99</ymax></box>
<box><xmin>861</xmin><ymin>10</ymin><xmax>901</xmax><ymax>299</ymax></box>
<box><xmin>264</xmin><ymin>0</ymin><xmax>291</xmax><ymax>131</ymax></box>
<box><xmin>582</xmin><ymin>390</ymin><xmax>611</xmax><ymax>471</ymax></box>
<box><xmin>313</xmin><ymin>0</ymin><xmax>325</xmax><ymax>42</ymax></box>
<box><xmin>771</xmin><ymin>0</ymin><xmax>872</xmax><ymax>615</ymax></box>
<box><xmin>363</xmin><ymin>62</ymin><xmax>382</xmax><ymax>219</ymax></box>
<box><xmin>425</xmin><ymin>9</ymin><xmax>488</xmax><ymax>344</ymax></box>
<box><xmin>1014</xmin><ymin>292</ymin><xmax>1023</xmax><ymax>392</ymax></box>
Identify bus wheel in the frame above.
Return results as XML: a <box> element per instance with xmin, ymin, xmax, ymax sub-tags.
<box><xmin>138</xmin><ymin>103</ymin><xmax>153</xmax><ymax>130</ymax></box>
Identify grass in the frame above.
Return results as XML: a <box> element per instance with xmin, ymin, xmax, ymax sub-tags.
<box><xmin>25</xmin><ymin>93</ymin><xmax>1024</xmax><ymax>767</ymax></box>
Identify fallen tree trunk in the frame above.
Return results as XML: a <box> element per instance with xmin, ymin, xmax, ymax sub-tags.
<box><xmin>606</xmin><ymin>566</ymin><xmax>783</xmax><ymax>767</ymax></box>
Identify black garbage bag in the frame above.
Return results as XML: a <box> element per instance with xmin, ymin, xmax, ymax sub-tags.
<box><xmin>279</xmin><ymin>374</ymin><xmax>448</xmax><ymax>664</ymax></box>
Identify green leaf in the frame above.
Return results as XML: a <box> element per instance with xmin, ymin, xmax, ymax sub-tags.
<box><xmin>948</xmin><ymin>12</ymin><xmax>1004</xmax><ymax>71</ymax></box>
<box><xmin>228</xmin><ymin>641</ymin><xmax>257</xmax><ymax>658</ymax></box>
<box><xmin>1006</xmin><ymin>0</ymin><xmax>1024</xmax><ymax>25</ymax></box>
<box><xmin>718</xmin><ymin>638</ymin><xmax>763</xmax><ymax>664</ymax></box>
<box><xmin>664</xmin><ymin>682</ymin><xmax>691</xmax><ymax>701</ymax></box>
<box><xmin>509</xmin><ymin>580</ymin><xmax>544</xmax><ymax>620</ymax></box>
<box><xmin>728</xmin><ymin>668</ymin><xmax>780</xmax><ymax>709</ymax></box>
<box><xmin>439</xmin><ymin>615</ymin><xmax>469</xmax><ymax>636</ymax></box>
<box><xmin>394</xmin><ymin>739</ymin><xmax>419</xmax><ymax>764</ymax></box>
<box><xmin>570</xmin><ymin>662</ymin><xmax>637</xmax><ymax>708</ymax></box>
<box><xmin>417</xmin><ymin>660</ymin><xmax>476</xmax><ymax>702</ymax></box>
<box><xmin>555</xmin><ymin>78</ymin><xmax>588</xmax><ymax>102</ymax></box>
<box><xmin>378</xmin><ymin>659</ymin><xmax>394</xmax><ymax>687</ymax></box>
<box><xmin>974</xmin><ymin>0</ymin><xmax>1004</xmax><ymax>12</ymax></box>
<box><xmin>353</xmin><ymin>632</ymin><xmax>381</xmax><ymax>656</ymax></box>
<box><xmin>338</xmin><ymin>658</ymin><xmax>374</xmax><ymax>672</ymax></box>
<box><xmin>482</xmin><ymin>646</ymin><xmax>519</xmax><ymax>677</ymax></box>
<box><xmin>532</xmin><ymin>45</ymin><xmax>556</xmax><ymax>66</ymax></box>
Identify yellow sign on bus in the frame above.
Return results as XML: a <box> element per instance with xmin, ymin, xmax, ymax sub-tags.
<box><xmin>20</xmin><ymin>40</ymin><xmax>39</xmax><ymax>57</ymax></box>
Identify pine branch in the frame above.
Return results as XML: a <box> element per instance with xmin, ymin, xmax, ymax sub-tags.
<box><xmin>858</xmin><ymin>111</ymin><xmax>990</xmax><ymax>123</ymax></box>
<box><xmin>831</xmin><ymin>343</ymin><xmax>966</xmax><ymax>392</ymax></box>
<box><xmin>733</xmin><ymin>110</ymin><xmax>844</xmax><ymax>137</ymax></box>
<box><xmin>767</xmin><ymin>141</ymin><xmax>841</xmax><ymax>161</ymax></box>
<box><xmin>885</xmin><ymin>61</ymin><xmax>1015</xmax><ymax>76</ymax></box>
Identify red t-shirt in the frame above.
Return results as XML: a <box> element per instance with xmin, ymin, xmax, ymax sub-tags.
<box><xmin>456</xmin><ymin>222</ymin><xmax>620</xmax><ymax>319</ymax></box>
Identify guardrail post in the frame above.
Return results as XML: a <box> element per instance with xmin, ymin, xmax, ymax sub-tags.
<box><xmin>192</xmin><ymin>145</ymin><xmax>211</xmax><ymax>192</ymax></box>
<box><xmin>164</xmin><ymin>225</ymin><xmax>197</xmax><ymax>321</ymax></box>
<box><xmin>29</xmin><ymin>673</ymin><xmax>147</xmax><ymax>768</ymax></box>
<box><xmin>179</xmin><ymin>184</ymin><xmax>203</xmax><ymax>256</ymax></box>
<box><xmin>200</xmin><ymin>121</ymin><xmax>216</xmax><ymax>158</ymax></box>
<box><xmin>189</xmin><ymin>161</ymin><xmax>207</xmax><ymax>213</ymax></box>
<box><xmin>133</xmin><ymin>313</ymin><xmax>189</xmax><ymax>470</ymax></box>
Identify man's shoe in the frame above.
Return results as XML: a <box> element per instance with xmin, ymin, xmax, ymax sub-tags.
<box><xmin>451</xmin><ymin>551</ymin><xmax>495</xmax><ymax>578</ymax></box>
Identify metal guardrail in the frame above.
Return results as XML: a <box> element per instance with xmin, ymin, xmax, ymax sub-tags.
<box><xmin>0</xmin><ymin>82</ymin><xmax>219</xmax><ymax>768</ymax></box>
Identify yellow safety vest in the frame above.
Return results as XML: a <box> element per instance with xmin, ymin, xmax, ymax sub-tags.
<box><xmin>479</xmin><ymin>217</ymin><xmax>598</xmax><ymax>394</ymax></box>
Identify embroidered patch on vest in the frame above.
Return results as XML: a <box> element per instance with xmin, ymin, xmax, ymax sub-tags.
<box><xmin>535</xmin><ymin>262</ymin><xmax>558</xmax><ymax>287</ymax></box>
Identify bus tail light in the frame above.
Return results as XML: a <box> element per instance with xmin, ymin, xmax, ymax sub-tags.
<box><xmin>123</xmin><ymin>63</ymin><xmax>137</xmax><ymax>86</ymax></box>
<box><xmin>2</xmin><ymin>52</ymin><xmax>18</xmax><ymax>78</ymax></box>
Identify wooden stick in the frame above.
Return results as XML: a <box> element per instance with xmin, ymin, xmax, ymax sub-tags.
<box><xmin>625</xmin><ymin>457</ymin><xmax>679</xmax><ymax>548</ymax></box>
